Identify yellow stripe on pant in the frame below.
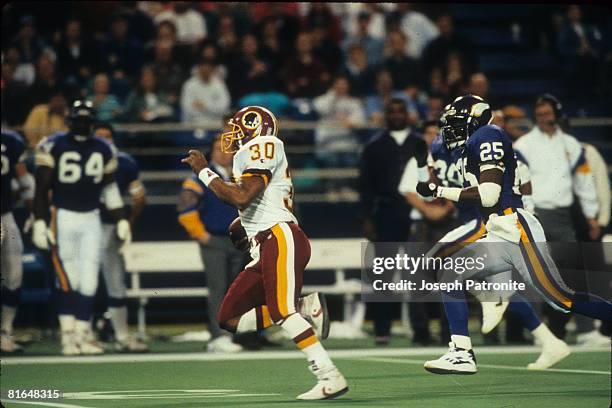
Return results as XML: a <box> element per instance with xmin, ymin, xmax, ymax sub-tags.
<box><xmin>272</xmin><ymin>224</ymin><xmax>289</xmax><ymax>317</ymax></box>
<box><xmin>516</xmin><ymin>221</ymin><xmax>572</xmax><ymax>308</ymax></box>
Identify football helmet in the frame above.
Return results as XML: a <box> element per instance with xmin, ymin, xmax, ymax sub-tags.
<box><xmin>69</xmin><ymin>100</ymin><xmax>97</xmax><ymax>139</ymax></box>
<box><xmin>220</xmin><ymin>106</ymin><xmax>278</xmax><ymax>153</ymax></box>
<box><xmin>440</xmin><ymin>95</ymin><xmax>492</xmax><ymax>150</ymax></box>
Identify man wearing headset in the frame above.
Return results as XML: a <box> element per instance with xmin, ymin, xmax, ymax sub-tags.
<box><xmin>514</xmin><ymin>94</ymin><xmax>607</xmax><ymax>347</ymax></box>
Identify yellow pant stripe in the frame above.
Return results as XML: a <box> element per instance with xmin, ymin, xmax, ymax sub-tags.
<box><xmin>437</xmin><ymin>222</ymin><xmax>487</xmax><ymax>258</ymax></box>
<box><xmin>261</xmin><ymin>305</ymin><xmax>272</xmax><ymax>328</ymax></box>
<box><xmin>517</xmin><ymin>223</ymin><xmax>572</xmax><ymax>308</ymax></box>
<box><xmin>272</xmin><ymin>224</ymin><xmax>289</xmax><ymax>317</ymax></box>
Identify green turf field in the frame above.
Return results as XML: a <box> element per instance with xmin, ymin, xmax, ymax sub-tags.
<box><xmin>2</xmin><ymin>346</ymin><xmax>610</xmax><ymax>408</ymax></box>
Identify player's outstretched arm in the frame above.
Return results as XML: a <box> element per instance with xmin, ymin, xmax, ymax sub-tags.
<box><xmin>182</xmin><ymin>149</ymin><xmax>266</xmax><ymax>210</ymax></box>
<box><xmin>416</xmin><ymin>168</ymin><xmax>503</xmax><ymax>208</ymax></box>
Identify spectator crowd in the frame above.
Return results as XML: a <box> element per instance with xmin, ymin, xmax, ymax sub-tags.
<box><xmin>3</xmin><ymin>2</ymin><xmax>611</xmax><ymax>148</ymax></box>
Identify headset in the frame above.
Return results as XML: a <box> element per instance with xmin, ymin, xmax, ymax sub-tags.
<box><xmin>535</xmin><ymin>93</ymin><xmax>565</xmax><ymax>125</ymax></box>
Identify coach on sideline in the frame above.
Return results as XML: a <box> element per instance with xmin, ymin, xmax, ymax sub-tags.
<box><xmin>177</xmin><ymin>136</ymin><xmax>244</xmax><ymax>353</ymax></box>
<box><xmin>514</xmin><ymin>94</ymin><xmax>604</xmax><ymax>345</ymax></box>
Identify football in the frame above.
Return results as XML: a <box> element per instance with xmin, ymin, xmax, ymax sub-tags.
<box><xmin>229</xmin><ymin>217</ymin><xmax>249</xmax><ymax>251</ymax></box>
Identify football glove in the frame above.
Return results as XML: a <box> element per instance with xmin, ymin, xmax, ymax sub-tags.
<box><xmin>416</xmin><ymin>182</ymin><xmax>440</xmax><ymax>198</ymax></box>
<box><xmin>32</xmin><ymin>219</ymin><xmax>55</xmax><ymax>250</ymax></box>
<box><xmin>116</xmin><ymin>219</ymin><xmax>132</xmax><ymax>253</ymax></box>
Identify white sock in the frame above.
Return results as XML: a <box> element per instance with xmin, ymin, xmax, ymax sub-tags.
<box><xmin>59</xmin><ymin>314</ymin><xmax>76</xmax><ymax>334</ymax></box>
<box><xmin>531</xmin><ymin>323</ymin><xmax>559</xmax><ymax>344</ymax></box>
<box><xmin>1</xmin><ymin>306</ymin><xmax>17</xmax><ymax>334</ymax></box>
<box><xmin>109</xmin><ymin>306</ymin><xmax>129</xmax><ymax>342</ymax></box>
<box><xmin>236</xmin><ymin>308</ymin><xmax>257</xmax><ymax>333</ymax></box>
<box><xmin>280</xmin><ymin>313</ymin><xmax>333</xmax><ymax>369</ymax></box>
<box><xmin>75</xmin><ymin>319</ymin><xmax>91</xmax><ymax>336</ymax></box>
<box><xmin>451</xmin><ymin>335</ymin><xmax>473</xmax><ymax>350</ymax></box>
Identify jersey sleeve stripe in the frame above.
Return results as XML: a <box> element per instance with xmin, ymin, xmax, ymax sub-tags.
<box><xmin>35</xmin><ymin>151</ymin><xmax>55</xmax><ymax>168</ymax></box>
<box><xmin>242</xmin><ymin>168</ymin><xmax>272</xmax><ymax>186</ymax></box>
<box><xmin>182</xmin><ymin>179</ymin><xmax>204</xmax><ymax>195</ymax></box>
<box><xmin>104</xmin><ymin>157</ymin><xmax>118</xmax><ymax>174</ymax></box>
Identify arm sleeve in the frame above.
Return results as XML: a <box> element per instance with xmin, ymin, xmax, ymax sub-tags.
<box><xmin>34</xmin><ymin>137</ymin><xmax>55</xmax><ymax>168</ymax></box>
<box><xmin>398</xmin><ymin>157</ymin><xmax>419</xmax><ymax>195</ymax></box>
<box><xmin>177</xmin><ymin>178</ymin><xmax>207</xmax><ymax>239</ymax></box>
<box><xmin>572</xmin><ymin>147</ymin><xmax>599</xmax><ymax>219</ymax></box>
<box><xmin>103</xmin><ymin>144</ymin><xmax>119</xmax><ymax>174</ymax></box>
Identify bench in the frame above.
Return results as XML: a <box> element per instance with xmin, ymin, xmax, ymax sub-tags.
<box><xmin>123</xmin><ymin>239</ymin><xmax>364</xmax><ymax>336</ymax></box>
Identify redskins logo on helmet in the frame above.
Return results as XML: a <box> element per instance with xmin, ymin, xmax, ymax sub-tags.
<box><xmin>221</xmin><ymin>106</ymin><xmax>278</xmax><ymax>153</ymax></box>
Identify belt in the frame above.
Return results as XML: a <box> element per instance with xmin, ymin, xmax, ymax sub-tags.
<box><xmin>252</xmin><ymin>222</ymin><xmax>295</xmax><ymax>246</ymax></box>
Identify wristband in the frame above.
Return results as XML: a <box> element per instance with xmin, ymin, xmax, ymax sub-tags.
<box><xmin>198</xmin><ymin>168</ymin><xmax>220</xmax><ymax>187</ymax></box>
<box><xmin>417</xmin><ymin>166</ymin><xmax>430</xmax><ymax>182</ymax></box>
<box><xmin>437</xmin><ymin>186</ymin><xmax>462</xmax><ymax>202</ymax></box>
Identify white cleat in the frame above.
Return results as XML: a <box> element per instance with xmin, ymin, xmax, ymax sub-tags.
<box><xmin>424</xmin><ymin>342</ymin><xmax>477</xmax><ymax>375</ymax></box>
<box><xmin>115</xmin><ymin>336</ymin><xmax>149</xmax><ymax>353</ymax></box>
<box><xmin>207</xmin><ymin>335</ymin><xmax>243</xmax><ymax>353</ymax></box>
<box><xmin>576</xmin><ymin>330</ymin><xmax>611</xmax><ymax>348</ymax></box>
<box><xmin>1</xmin><ymin>331</ymin><xmax>24</xmax><ymax>353</ymax></box>
<box><xmin>299</xmin><ymin>292</ymin><xmax>330</xmax><ymax>340</ymax></box>
<box><xmin>61</xmin><ymin>331</ymin><xmax>81</xmax><ymax>356</ymax></box>
<box><xmin>297</xmin><ymin>363</ymin><xmax>348</xmax><ymax>400</ymax></box>
<box><xmin>77</xmin><ymin>328</ymin><xmax>105</xmax><ymax>355</ymax></box>
<box><xmin>480</xmin><ymin>298</ymin><xmax>509</xmax><ymax>334</ymax></box>
<box><xmin>527</xmin><ymin>339</ymin><xmax>571</xmax><ymax>370</ymax></box>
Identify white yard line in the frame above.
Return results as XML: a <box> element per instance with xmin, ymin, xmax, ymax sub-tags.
<box><xmin>359</xmin><ymin>357</ymin><xmax>611</xmax><ymax>376</ymax></box>
<box><xmin>1</xmin><ymin>346</ymin><xmax>609</xmax><ymax>366</ymax></box>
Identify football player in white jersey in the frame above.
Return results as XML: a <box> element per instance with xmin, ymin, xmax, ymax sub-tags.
<box><xmin>182</xmin><ymin>106</ymin><xmax>348</xmax><ymax>400</ymax></box>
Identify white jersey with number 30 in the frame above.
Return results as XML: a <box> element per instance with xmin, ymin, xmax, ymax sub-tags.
<box><xmin>232</xmin><ymin>135</ymin><xmax>297</xmax><ymax>238</ymax></box>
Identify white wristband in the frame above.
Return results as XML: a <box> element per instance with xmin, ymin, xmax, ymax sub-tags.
<box><xmin>417</xmin><ymin>166</ymin><xmax>430</xmax><ymax>182</ymax></box>
<box><xmin>198</xmin><ymin>168</ymin><xmax>220</xmax><ymax>187</ymax></box>
<box><xmin>437</xmin><ymin>186</ymin><xmax>462</xmax><ymax>202</ymax></box>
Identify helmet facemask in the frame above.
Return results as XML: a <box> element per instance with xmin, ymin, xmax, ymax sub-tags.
<box><xmin>220</xmin><ymin>120</ymin><xmax>245</xmax><ymax>154</ymax></box>
<box><xmin>441</xmin><ymin>114</ymin><xmax>468</xmax><ymax>150</ymax></box>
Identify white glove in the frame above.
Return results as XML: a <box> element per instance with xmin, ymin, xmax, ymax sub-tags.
<box><xmin>116</xmin><ymin>219</ymin><xmax>132</xmax><ymax>253</ymax></box>
<box><xmin>32</xmin><ymin>219</ymin><xmax>55</xmax><ymax>250</ymax></box>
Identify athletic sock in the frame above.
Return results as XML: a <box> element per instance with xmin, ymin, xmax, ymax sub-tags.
<box><xmin>236</xmin><ymin>305</ymin><xmax>273</xmax><ymax>333</ymax></box>
<box><xmin>280</xmin><ymin>313</ymin><xmax>333</xmax><ymax>369</ymax></box>
<box><xmin>1</xmin><ymin>306</ymin><xmax>17</xmax><ymax>335</ymax></box>
<box><xmin>74</xmin><ymin>293</ymin><xmax>95</xmax><ymax>322</ymax></box>
<box><xmin>108</xmin><ymin>306</ymin><xmax>129</xmax><ymax>342</ymax></box>
<box><xmin>443</xmin><ymin>290</ymin><xmax>470</xmax><ymax>337</ymax></box>
<box><xmin>451</xmin><ymin>335</ymin><xmax>473</xmax><ymax>350</ymax></box>
<box><xmin>531</xmin><ymin>323</ymin><xmax>560</xmax><ymax>344</ymax></box>
<box><xmin>58</xmin><ymin>314</ymin><xmax>76</xmax><ymax>333</ymax></box>
<box><xmin>508</xmin><ymin>294</ymin><xmax>541</xmax><ymax>331</ymax></box>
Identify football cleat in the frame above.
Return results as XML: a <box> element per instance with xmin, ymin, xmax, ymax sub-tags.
<box><xmin>297</xmin><ymin>362</ymin><xmax>348</xmax><ymax>400</ymax></box>
<box><xmin>207</xmin><ymin>335</ymin><xmax>243</xmax><ymax>353</ymax></box>
<box><xmin>299</xmin><ymin>292</ymin><xmax>330</xmax><ymax>340</ymax></box>
<box><xmin>527</xmin><ymin>339</ymin><xmax>570</xmax><ymax>370</ymax></box>
<box><xmin>1</xmin><ymin>331</ymin><xmax>24</xmax><ymax>353</ymax></box>
<box><xmin>115</xmin><ymin>336</ymin><xmax>149</xmax><ymax>353</ymax></box>
<box><xmin>61</xmin><ymin>331</ymin><xmax>81</xmax><ymax>356</ymax></box>
<box><xmin>575</xmin><ymin>330</ymin><xmax>611</xmax><ymax>348</ymax></box>
<box><xmin>480</xmin><ymin>298</ymin><xmax>509</xmax><ymax>334</ymax></box>
<box><xmin>424</xmin><ymin>342</ymin><xmax>477</xmax><ymax>375</ymax></box>
<box><xmin>76</xmin><ymin>328</ymin><xmax>105</xmax><ymax>355</ymax></box>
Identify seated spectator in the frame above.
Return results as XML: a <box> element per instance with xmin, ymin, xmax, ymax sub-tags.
<box><xmin>445</xmin><ymin>52</ymin><xmax>469</xmax><ymax>99</ymax></box>
<box><xmin>257</xmin><ymin>17</ymin><xmax>286</xmax><ymax>77</ymax></box>
<box><xmin>313</xmin><ymin>76</ymin><xmax>366</xmax><ymax>167</ymax></box>
<box><xmin>341</xmin><ymin>43</ymin><xmax>378</xmax><ymax>97</ymax></box>
<box><xmin>180</xmin><ymin>58</ymin><xmax>230</xmax><ymax>123</ymax></box>
<box><xmin>398</xmin><ymin>4</ymin><xmax>439</xmax><ymax>58</ymax></box>
<box><xmin>467</xmin><ymin>72</ymin><xmax>500</xmax><ymax>108</ymax></box>
<box><xmin>100</xmin><ymin>12</ymin><xmax>143</xmax><ymax>80</ymax></box>
<box><xmin>87</xmin><ymin>73</ymin><xmax>123</xmax><ymax>122</ymax></box>
<box><xmin>342</xmin><ymin>11</ymin><xmax>384</xmax><ymax>65</ymax></box>
<box><xmin>151</xmin><ymin>40</ymin><xmax>185</xmax><ymax>105</ymax></box>
<box><xmin>305</xmin><ymin>3</ymin><xmax>343</xmax><ymax>43</ymax></box>
<box><xmin>492</xmin><ymin>106</ymin><xmax>529</xmax><ymax>141</ymax></box>
<box><xmin>56</xmin><ymin>19</ymin><xmax>97</xmax><ymax>90</ymax></box>
<box><xmin>28</xmin><ymin>52</ymin><xmax>60</xmax><ymax>110</ymax></box>
<box><xmin>11</xmin><ymin>15</ymin><xmax>45</xmax><ymax>65</ymax></box>
<box><xmin>225</xmin><ymin>33</ymin><xmax>274</xmax><ymax>102</ymax></box>
<box><xmin>364</xmin><ymin>70</ymin><xmax>418</xmax><ymax>126</ymax></box>
<box><xmin>344</xmin><ymin>3</ymin><xmax>387</xmax><ymax>41</ymax></box>
<box><xmin>123</xmin><ymin>66</ymin><xmax>175</xmax><ymax>123</ymax></box>
<box><xmin>311</xmin><ymin>24</ymin><xmax>343</xmax><ymax>75</ymax></box>
<box><xmin>383</xmin><ymin>30</ymin><xmax>424</xmax><ymax>91</ymax></box>
<box><xmin>23</xmin><ymin>90</ymin><xmax>68</xmax><ymax>147</ymax></box>
<box><xmin>3</xmin><ymin>46</ymin><xmax>35</xmax><ymax>86</ymax></box>
<box><xmin>282</xmin><ymin>31</ymin><xmax>331</xmax><ymax>98</ymax></box>
<box><xmin>427</xmin><ymin>67</ymin><xmax>449</xmax><ymax>96</ymax></box>
<box><xmin>1</xmin><ymin>62</ymin><xmax>30</xmax><ymax>126</ymax></box>
<box><xmin>145</xmin><ymin>20</ymin><xmax>191</xmax><ymax>68</ymax></box>
<box><xmin>155</xmin><ymin>1</ymin><xmax>207</xmax><ymax>50</ymax></box>
<box><xmin>216</xmin><ymin>15</ymin><xmax>240</xmax><ymax>64</ymax></box>
<box><xmin>421</xmin><ymin>13</ymin><xmax>478</xmax><ymax>75</ymax></box>
<box><xmin>424</xmin><ymin>92</ymin><xmax>446</xmax><ymax>122</ymax></box>
<box><xmin>557</xmin><ymin>5</ymin><xmax>603</xmax><ymax>96</ymax></box>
